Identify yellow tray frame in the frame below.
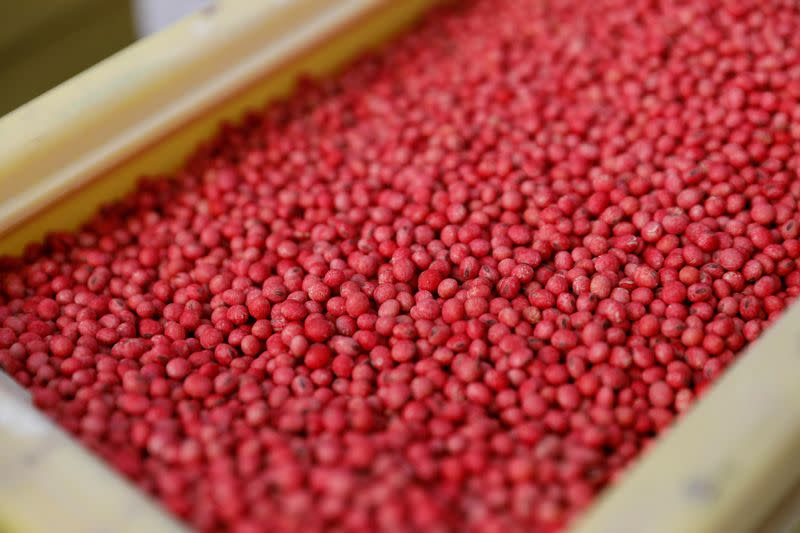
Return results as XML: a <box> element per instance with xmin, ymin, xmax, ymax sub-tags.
<box><xmin>1</xmin><ymin>1</ymin><xmax>800</xmax><ymax>531</ymax></box>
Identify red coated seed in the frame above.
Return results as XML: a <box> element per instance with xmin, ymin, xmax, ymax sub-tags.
<box><xmin>183</xmin><ymin>373</ymin><xmax>212</xmax><ymax>399</ymax></box>
<box><xmin>3</xmin><ymin>1</ymin><xmax>800</xmax><ymax>531</ymax></box>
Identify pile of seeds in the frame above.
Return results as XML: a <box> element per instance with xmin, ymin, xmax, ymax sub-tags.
<box><xmin>3</xmin><ymin>0</ymin><xmax>800</xmax><ymax>531</ymax></box>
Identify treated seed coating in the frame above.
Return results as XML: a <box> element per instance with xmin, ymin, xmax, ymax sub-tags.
<box><xmin>3</xmin><ymin>0</ymin><xmax>800</xmax><ymax>531</ymax></box>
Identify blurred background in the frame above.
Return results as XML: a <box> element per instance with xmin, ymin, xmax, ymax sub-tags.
<box><xmin>0</xmin><ymin>0</ymin><xmax>211</xmax><ymax>117</ymax></box>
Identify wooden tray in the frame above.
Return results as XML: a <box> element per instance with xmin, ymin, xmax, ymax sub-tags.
<box><xmin>1</xmin><ymin>1</ymin><xmax>799</xmax><ymax>531</ymax></box>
